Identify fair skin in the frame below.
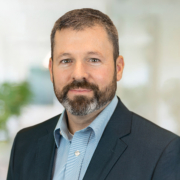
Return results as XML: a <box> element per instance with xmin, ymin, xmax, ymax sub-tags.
<box><xmin>49</xmin><ymin>25</ymin><xmax>124</xmax><ymax>134</ymax></box>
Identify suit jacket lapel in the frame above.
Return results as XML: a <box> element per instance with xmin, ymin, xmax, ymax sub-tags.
<box><xmin>83</xmin><ymin>98</ymin><xmax>132</xmax><ymax>180</ymax></box>
<box><xmin>36</xmin><ymin>115</ymin><xmax>60</xmax><ymax>180</ymax></box>
<box><xmin>36</xmin><ymin>132</ymin><xmax>56</xmax><ymax>180</ymax></box>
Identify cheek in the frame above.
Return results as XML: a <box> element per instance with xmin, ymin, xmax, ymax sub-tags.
<box><xmin>91</xmin><ymin>66</ymin><xmax>115</xmax><ymax>88</ymax></box>
<box><xmin>53</xmin><ymin>68</ymin><xmax>70</xmax><ymax>87</ymax></box>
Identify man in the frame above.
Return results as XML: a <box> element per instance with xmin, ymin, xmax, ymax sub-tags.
<box><xmin>7</xmin><ymin>8</ymin><xmax>180</xmax><ymax>180</ymax></box>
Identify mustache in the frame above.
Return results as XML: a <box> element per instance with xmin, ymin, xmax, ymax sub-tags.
<box><xmin>62</xmin><ymin>79</ymin><xmax>99</xmax><ymax>95</ymax></box>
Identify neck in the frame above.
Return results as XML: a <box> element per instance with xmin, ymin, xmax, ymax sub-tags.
<box><xmin>66</xmin><ymin>103</ymin><xmax>110</xmax><ymax>134</ymax></box>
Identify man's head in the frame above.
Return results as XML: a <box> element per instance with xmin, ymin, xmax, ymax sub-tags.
<box><xmin>49</xmin><ymin>8</ymin><xmax>124</xmax><ymax>116</ymax></box>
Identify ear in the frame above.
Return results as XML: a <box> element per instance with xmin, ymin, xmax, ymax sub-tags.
<box><xmin>49</xmin><ymin>58</ymin><xmax>53</xmax><ymax>82</ymax></box>
<box><xmin>116</xmin><ymin>55</ymin><xmax>124</xmax><ymax>81</ymax></box>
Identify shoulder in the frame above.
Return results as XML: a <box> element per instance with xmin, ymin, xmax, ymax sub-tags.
<box><xmin>130</xmin><ymin>112</ymin><xmax>179</xmax><ymax>148</ymax></box>
<box><xmin>130</xmin><ymin>114</ymin><xmax>180</xmax><ymax>179</ymax></box>
<box><xmin>15</xmin><ymin>114</ymin><xmax>61</xmax><ymax>142</ymax></box>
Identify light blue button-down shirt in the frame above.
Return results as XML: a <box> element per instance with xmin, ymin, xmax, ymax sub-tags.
<box><xmin>53</xmin><ymin>96</ymin><xmax>118</xmax><ymax>180</ymax></box>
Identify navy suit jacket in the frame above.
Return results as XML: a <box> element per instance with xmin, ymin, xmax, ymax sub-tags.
<box><xmin>7</xmin><ymin>98</ymin><xmax>180</xmax><ymax>180</ymax></box>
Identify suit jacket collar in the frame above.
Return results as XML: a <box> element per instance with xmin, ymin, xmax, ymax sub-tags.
<box><xmin>83</xmin><ymin>97</ymin><xmax>132</xmax><ymax>180</ymax></box>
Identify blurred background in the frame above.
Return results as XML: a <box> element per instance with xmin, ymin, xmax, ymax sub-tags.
<box><xmin>0</xmin><ymin>0</ymin><xmax>180</xmax><ymax>179</ymax></box>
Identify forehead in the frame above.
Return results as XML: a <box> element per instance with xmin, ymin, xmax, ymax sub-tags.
<box><xmin>53</xmin><ymin>26</ymin><xmax>113</xmax><ymax>58</ymax></box>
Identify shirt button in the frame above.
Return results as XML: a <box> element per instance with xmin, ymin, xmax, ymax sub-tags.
<box><xmin>75</xmin><ymin>150</ymin><xmax>80</xmax><ymax>157</ymax></box>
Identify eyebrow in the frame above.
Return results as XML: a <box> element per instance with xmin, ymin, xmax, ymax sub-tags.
<box><xmin>86</xmin><ymin>51</ymin><xmax>104</xmax><ymax>58</ymax></box>
<box><xmin>57</xmin><ymin>53</ymin><xmax>71</xmax><ymax>59</ymax></box>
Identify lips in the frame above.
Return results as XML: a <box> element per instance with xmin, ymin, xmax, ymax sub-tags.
<box><xmin>70</xmin><ymin>88</ymin><xmax>92</xmax><ymax>91</ymax></box>
<box><xmin>69</xmin><ymin>88</ymin><xmax>92</xmax><ymax>93</ymax></box>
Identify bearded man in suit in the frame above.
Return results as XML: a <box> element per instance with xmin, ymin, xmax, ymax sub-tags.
<box><xmin>7</xmin><ymin>8</ymin><xmax>180</xmax><ymax>180</ymax></box>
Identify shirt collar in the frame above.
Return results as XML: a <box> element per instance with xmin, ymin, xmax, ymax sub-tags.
<box><xmin>88</xmin><ymin>95</ymin><xmax>118</xmax><ymax>141</ymax></box>
<box><xmin>54</xmin><ymin>96</ymin><xmax>118</xmax><ymax>147</ymax></box>
<box><xmin>54</xmin><ymin>111</ymin><xmax>73</xmax><ymax>147</ymax></box>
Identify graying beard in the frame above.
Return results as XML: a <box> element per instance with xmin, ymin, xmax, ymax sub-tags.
<box><xmin>62</xmin><ymin>99</ymin><xmax>101</xmax><ymax>116</ymax></box>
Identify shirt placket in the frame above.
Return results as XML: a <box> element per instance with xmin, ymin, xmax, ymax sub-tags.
<box><xmin>64</xmin><ymin>129</ymin><xmax>92</xmax><ymax>180</ymax></box>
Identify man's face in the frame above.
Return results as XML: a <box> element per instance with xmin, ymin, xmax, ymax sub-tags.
<box><xmin>49</xmin><ymin>25</ymin><xmax>124</xmax><ymax>116</ymax></box>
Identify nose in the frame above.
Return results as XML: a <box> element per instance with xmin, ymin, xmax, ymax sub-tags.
<box><xmin>71</xmin><ymin>61</ymin><xmax>88</xmax><ymax>81</ymax></box>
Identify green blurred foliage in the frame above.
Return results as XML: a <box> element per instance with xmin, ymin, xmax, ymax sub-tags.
<box><xmin>0</xmin><ymin>82</ymin><xmax>32</xmax><ymax>131</ymax></box>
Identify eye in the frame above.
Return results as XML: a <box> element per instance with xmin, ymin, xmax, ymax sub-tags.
<box><xmin>89</xmin><ymin>58</ymin><xmax>100</xmax><ymax>63</ymax></box>
<box><xmin>60</xmin><ymin>59</ymin><xmax>72</xmax><ymax>64</ymax></box>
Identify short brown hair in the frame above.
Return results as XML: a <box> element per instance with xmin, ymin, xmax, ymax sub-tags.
<box><xmin>50</xmin><ymin>8</ymin><xmax>119</xmax><ymax>62</ymax></box>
